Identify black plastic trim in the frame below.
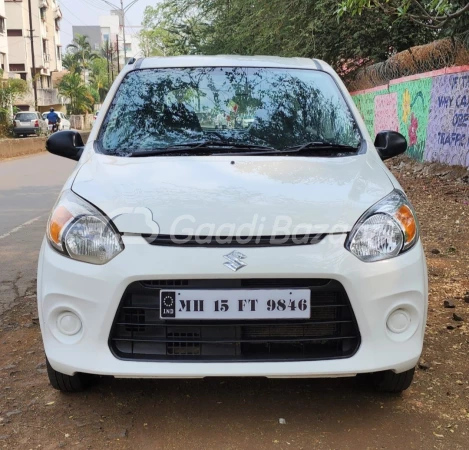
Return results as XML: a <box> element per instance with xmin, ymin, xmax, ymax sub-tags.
<box><xmin>144</xmin><ymin>233</ymin><xmax>327</xmax><ymax>247</ymax></box>
<box><xmin>108</xmin><ymin>279</ymin><xmax>361</xmax><ymax>362</ymax></box>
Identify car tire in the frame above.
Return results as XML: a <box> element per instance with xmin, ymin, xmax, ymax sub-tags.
<box><xmin>371</xmin><ymin>367</ymin><xmax>415</xmax><ymax>393</ymax></box>
<box><xmin>46</xmin><ymin>358</ymin><xmax>95</xmax><ymax>392</ymax></box>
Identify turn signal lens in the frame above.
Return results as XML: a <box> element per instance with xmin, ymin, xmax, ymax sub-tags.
<box><xmin>346</xmin><ymin>190</ymin><xmax>419</xmax><ymax>262</ymax></box>
<box><xmin>395</xmin><ymin>204</ymin><xmax>417</xmax><ymax>248</ymax></box>
<box><xmin>48</xmin><ymin>206</ymin><xmax>73</xmax><ymax>248</ymax></box>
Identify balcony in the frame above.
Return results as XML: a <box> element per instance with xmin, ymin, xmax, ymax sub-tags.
<box><xmin>38</xmin><ymin>88</ymin><xmax>60</xmax><ymax>106</ymax></box>
<box><xmin>18</xmin><ymin>88</ymin><xmax>61</xmax><ymax>108</ymax></box>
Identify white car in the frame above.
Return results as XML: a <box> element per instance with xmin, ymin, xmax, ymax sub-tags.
<box><xmin>40</xmin><ymin>56</ymin><xmax>427</xmax><ymax>393</ymax></box>
<box><xmin>42</xmin><ymin>111</ymin><xmax>71</xmax><ymax>131</ymax></box>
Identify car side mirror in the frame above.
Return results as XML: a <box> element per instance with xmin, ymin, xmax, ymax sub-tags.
<box><xmin>374</xmin><ymin>131</ymin><xmax>407</xmax><ymax>161</ymax></box>
<box><xmin>46</xmin><ymin>130</ymin><xmax>85</xmax><ymax>161</ymax></box>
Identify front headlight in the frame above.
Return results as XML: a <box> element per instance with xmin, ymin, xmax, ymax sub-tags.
<box><xmin>345</xmin><ymin>190</ymin><xmax>419</xmax><ymax>262</ymax></box>
<box><xmin>47</xmin><ymin>190</ymin><xmax>124</xmax><ymax>264</ymax></box>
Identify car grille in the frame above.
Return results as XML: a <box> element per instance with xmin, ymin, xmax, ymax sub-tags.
<box><xmin>109</xmin><ymin>279</ymin><xmax>360</xmax><ymax>362</ymax></box>
<box><xmin>144</xmin><ymin>234</ymin><xmax>326</xmax><ymax>247</ymax></box>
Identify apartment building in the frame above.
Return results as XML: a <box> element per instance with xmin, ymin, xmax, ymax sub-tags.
<box><xmin>5</xmin><ymin>0</ymin><xmax>63</xmax><ymax>111</ymax></box>
<box><xmin>73</xmin><ymin>10</ymin><xmax>141</xmax><ymax>72</ymax></box>
<box><xmin>0</xmin><ymin>0</ymin><xmax>8</xmax><ymax>78</ymax></box>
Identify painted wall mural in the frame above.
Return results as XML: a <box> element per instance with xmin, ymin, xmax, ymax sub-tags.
<box><xmin>351</xmin><ymin>66</ymin><xmax>469</xmax><ymax>167</ymax></box>
<box><xmin>425</xmin><ymin>73</ymin><xmax>469</xmax><ymax>166</ymax></box>
<box><xmin>353</xmin><ymin>89</ymin><xmax>386</xmax><ymax>137</ymax></box>
<box><xmin>374</xmin><ymin>93</ymin><xmax>399</xmax><ymax>136</ymax></box>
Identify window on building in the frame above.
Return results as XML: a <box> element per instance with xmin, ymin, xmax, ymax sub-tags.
<box><xmin>10</xmin><ymin>64</ymin><xmax>26</xmax><ymax>72</ymax></box>
<box><xmin>43</xmin><ymin>39</ymin><xmax>49</xmax><ymax>61</ymax></box>
<box><xmin>0</xmin><ymin>53</ymin><xmax>5</xmax><ymax>71</ymax></box>
<box><xmin>103</xmin><ymin>33</ymin><xmax>109</xmax><ymax>42</ymax></box>
<box><xmin>124</xmin><ymin>42</ymin><xmax>131</xmax><ymax>52</ymax></box>
<box><xmin>20</xmin><ymin>73</ymin><xmax>27</xmax><ymax>81</ymax></box>
<box><xmin>40</xmin><ymin>7</ymin><xmax>46</xmax><ymax>22</ymax></box>
<box><xmin>0</xmin><ymin>16</ymin><xmax>5</xmax><ymax>34</ymax></box>
<box><xmin>57</xmin><ymin>46</ymin><xmax>62</xmax><ymax>60</ymax></box>
<box><xmin>7</xmin><ymin>29</ymin><xmax>23</xmax><ymax>37</ymax></box>
<box><xmin>55</xmin><ymin>18</ymin><xmax>60</xmax><ymax>31</ymax></box>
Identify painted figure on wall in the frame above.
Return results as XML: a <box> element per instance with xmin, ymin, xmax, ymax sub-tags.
<box><xmin>408</xmin><ymin>113</ymin><xmax>418</xmax><ymax>146</ymax></box>
<box><xmin>399</xmin><ymin>87</ymin><xmax>427</xmax><ymax>162</ymax></box>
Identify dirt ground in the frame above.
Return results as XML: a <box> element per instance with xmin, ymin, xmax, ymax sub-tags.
<box><xmin>1</xmin><ymin>156</ymin><xmax>469</xmax><ymax>450</ymax></box>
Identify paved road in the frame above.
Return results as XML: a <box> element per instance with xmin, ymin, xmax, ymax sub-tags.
<box><xmin>0</xmin><ymin>153</ymin><xmax>75</xmax><ymax>314</ymax></box>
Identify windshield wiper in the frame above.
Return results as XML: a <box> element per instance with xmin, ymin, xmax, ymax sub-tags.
<box><xmin>128</xmin><ymin>141</ymin><xmax>276</xmax><ymax>157</ymax></box>
<box><xmin>279</xmin><ymin>141</ymin><xmax>360</xmax><ymax>153</ymax></box>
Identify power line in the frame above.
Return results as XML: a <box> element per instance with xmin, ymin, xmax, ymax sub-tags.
<box><xmin>96</xmin><ymin>0</ymin><xmax>140</xmax><ymax>60</ymax></box>
<box><xmin>81</xmin><ymin>0</ymin><xmax>110</xmax><ymax>11</ymax></box>
<box><xmin>59</xmin><ymin>0</ymin><xmax>89</xmax><ymax>26</ymax></box>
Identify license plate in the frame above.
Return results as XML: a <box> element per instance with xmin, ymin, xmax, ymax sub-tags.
<box><xmin>160</xmin><ymin>289</ymin><xmax>310</xmax><ymax>320</ymax></box>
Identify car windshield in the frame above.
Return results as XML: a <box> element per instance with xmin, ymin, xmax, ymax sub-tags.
<box><xmin>98</xmin><ymin>67</ymin><xmax>361</xmax><ymax>156</ymax></box>
<box><xmin>16</xmin><ymin>113</ymin><xmax>37</xmax><ymax>121</ymax></box>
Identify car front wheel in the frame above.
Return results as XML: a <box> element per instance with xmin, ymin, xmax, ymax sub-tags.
<box><xmin>46</xmin><ymin>358</ymin><xmax>95</xmax><ymax>392</ymax></box>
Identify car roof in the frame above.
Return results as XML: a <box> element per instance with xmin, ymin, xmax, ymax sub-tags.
<box><xmin>138</xmin><ymin>55</ymin><xmax>328</xmax><ymax>71</ymax></box>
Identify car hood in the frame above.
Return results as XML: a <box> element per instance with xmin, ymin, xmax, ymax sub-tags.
<box><xmin>71</xmin><ymin>152</ymin><xmax>394</xmax><ymax>236</ymax></box>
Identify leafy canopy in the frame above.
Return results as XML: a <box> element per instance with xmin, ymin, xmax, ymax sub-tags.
<box><xmin>58</xmin><ymin>73</ymin><xmax>95</xmax><ymax>114</ymax></box>
<box><xmin>0</xmin><ymin>72</ymin><xmax>29</xmax><ymax>135</ymax></box>
<box><xmin>338</xmin><ymin>0</ymin><xmax>469</xmax><ymax>32</ymax></box>
<box><xmin>139</xmin><ymin>0</ymin><xmax>439</xmax><ymax>77</ymax></box>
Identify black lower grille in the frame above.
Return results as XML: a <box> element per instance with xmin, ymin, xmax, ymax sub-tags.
<box><xmin>144</xmin><ymin>234</ymin><xmax>327</xmax><ymax>247</ymax></box>
<box><xmin>109</xmin><ymin>279</ymin><xmax>360</xmax><ymax>362</ymax></box>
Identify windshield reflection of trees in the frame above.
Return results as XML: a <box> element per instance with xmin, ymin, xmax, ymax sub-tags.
<box><xmin>100</xmin><ymin>67</ymin><xmax>360</xmax><ymax>155</ymax></box>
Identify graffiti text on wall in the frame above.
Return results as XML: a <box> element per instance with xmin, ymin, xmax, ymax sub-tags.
<box><xmin>351</xmin><ymin>67</ymin><xmax>469</xmax><ymax>167</ymax></box>
<box><xmin>426</xmin><ymin>74</ymin><xmax>469</xmax><ymax>166</ymax></box>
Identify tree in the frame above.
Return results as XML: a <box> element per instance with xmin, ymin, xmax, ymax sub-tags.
<box><xmin>62</xmin><ymin>51</ymin><xmax>82</xmax><ymax>75</ymax></box>
<box><xmin>138</xmin><ymin>5</ymin><xmax>174</xmax><ymax>57</ymax></box>
<box><xmin>58</xmin><ymin>73</ymin><xmax>94</xmax><ymax>114</ymax></box>
<box><xmin>0</xmin><ymin>72</ymin><xmax>29</xmax><ymax>136</ymax></box>
<box><xmin>338</xmin><ymin>1</ymin><xmax>469</xmax><ymax>32</ymax></box>
<box><xmin>66</xmin><ymin>34</ymin><xmax>100</xmax><ymax>82</ymax></box>
<box><xmin>89</xmin><ymin>57</ymin><xmax>110</xmax><ymax>103</ymax></box>
<box><xmin>140</xmin><ymin>0</ymin><xmax>437</xmax><ymax>78</ymax></box>
<box><xmin>139</xmin><ymin>2</ymin><xmax>212</xmax><ymax>56</ymax></box>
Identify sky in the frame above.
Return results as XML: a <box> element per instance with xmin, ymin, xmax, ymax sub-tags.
<box><xmin>58</xmin><ymin>0</ymin><xmax>158</xmax><ymax>48</ymax></box>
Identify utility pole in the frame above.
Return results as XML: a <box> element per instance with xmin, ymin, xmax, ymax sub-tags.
<box><xmin>98</xmin><ymin>1</ymin><xmax>139</xmax><ymax>63</ymax></box>
<box><xmin>110</xmin><ymin>44</ymin><xmax>114</xmax><ymax>81</ymax></box>
<box><xmin>120</xmin><ymin>0</ymin><xmax>127</xmax><ymax>63</ymax></box>
<box><xmin>27</xmin><ymin>0</ymin><xmax>38</xmax><ymax>110</ymax></box>
<box><xmin>116</xmin><ymin>35</ymin><xmax>120</xmax><ymax>72</ymax></box>
<box><xmin>105</xmin><ymin>42</ymin><xmax>110</xmax><ymax>85</ymax></box>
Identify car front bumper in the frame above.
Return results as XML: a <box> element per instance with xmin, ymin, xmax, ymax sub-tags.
<box><xmin>38</xmin><ymin>234</ymin><xmax>428</xmax><ymax>378</ymax></box>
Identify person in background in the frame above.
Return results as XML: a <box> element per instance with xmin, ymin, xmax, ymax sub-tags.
<box><xmin>46</xmin><ymin>108</ymin><xmax>60</xmax><ymax>132</ymax></box>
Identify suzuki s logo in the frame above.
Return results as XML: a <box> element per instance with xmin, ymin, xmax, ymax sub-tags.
<box><xmin>223</xmin><ymin>251</ymin><xmax>247</xmax><ymax>272</ymax></box>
